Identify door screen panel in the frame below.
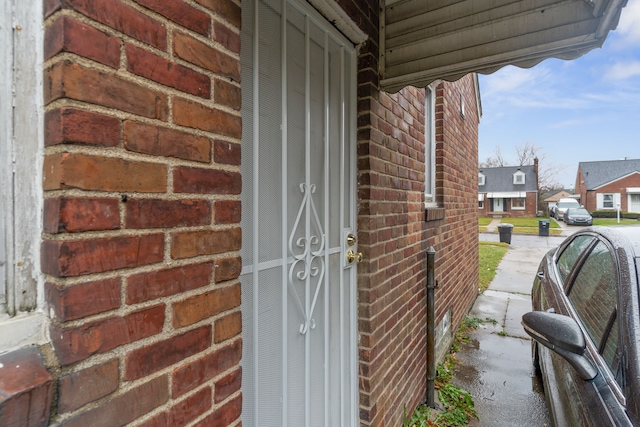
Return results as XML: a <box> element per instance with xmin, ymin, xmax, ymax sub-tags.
<box><xmin>240</xmin><ymin>0</ymin><xmax>358</xmax><ymax>426</ymax></box>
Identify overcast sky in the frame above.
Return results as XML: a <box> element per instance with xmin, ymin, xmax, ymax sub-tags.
<box><xmin>478</xmin><ymin>1</ymin><xmax>640</xmax><ymax>189</ymax></box>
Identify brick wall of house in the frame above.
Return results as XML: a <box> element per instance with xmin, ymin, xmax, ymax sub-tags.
<box><xmin>575</xmin><ymin>167</ymin><xmax>587</xmax><ymax>207</ymax></box>
<box><xmin>526</xmin><ymin>191</ymin><xmax>539</xmax><ymax>216</ymax></box>
<box><xmin>477</xmin><ymin>193</ymin><xmax>538</xmax><ymax>217</ymax></box>
<box><xmin>354</xmin><ymin>7</ymin><xmax>480</xmax><ymax>420</ymax></box>
<box><xmin>577</xmin><ymin>172</ymin><xmax>640</xmax><ymax>212</ymax></box>
<box><xmin>40</xmin><ymin>0</ymin><xmax>242</xmax><ymax>425</ymax></box>
<box><xmin>432</xmin><ymin>77</ymin><xmax>480</xmax><ymax>338</ymax></box>
<box><xmin>356</xmin><ymin>78</ymin><xmax>480</xmax><ymax>426</ymax></box>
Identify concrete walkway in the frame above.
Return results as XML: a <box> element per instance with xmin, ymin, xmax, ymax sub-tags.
<box><xmin>451</xmin><ymin>234</ymin><xmax>566</xmax><ymax>426</ymax></box>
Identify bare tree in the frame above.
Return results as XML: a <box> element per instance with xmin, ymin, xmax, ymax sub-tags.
<box><xmin>480</xmin><ymin>141</ymin><xmax>565</xmax><ymax>192</ymax></box>
<box><xmin>514</xmin><ymin>141</ymin><xmax>563</xmax><ymax>192</ymax></box>
<box><xmin>515</xmin><ymin>141</ymin><xmax>538</xmax><ymax>166</ymax></box>
<box><xmin>478</xmin><ymin>146</ymin><xmax>507</xmax><ymax>168</ymax></box>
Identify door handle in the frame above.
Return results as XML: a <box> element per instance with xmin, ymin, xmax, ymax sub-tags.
<box><xmin>346</xmin><ymin>250</ymin><xmax>363</xmax><ymax>264</ymax></box>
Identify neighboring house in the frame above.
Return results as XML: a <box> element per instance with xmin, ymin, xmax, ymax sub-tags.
<box><xmin>0</xmin><ymin>0</ymin><xmax>625</xmax><ymax>426</ymax></box>
<box><xmin>575</xmin><ymin>159</ymin><xmax>640</xmax><ymax>213</ymax></box>
<box><xmin>543</xmin><ymin>189</ymin><xmax>575</xmax><ymax>215</ymax></box>
<box><xmin>478</xmin><ymin>161</ymin><xmax>539</xmax><ymax>217</ymax></box>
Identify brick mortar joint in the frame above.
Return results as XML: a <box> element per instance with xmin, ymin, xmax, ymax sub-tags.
<box><xmin>43</xmin><ymin>98</ymin><xmax>242</xmax><ymax>146</ymax></box>
<box><xmin>46</xmin><ymin>0</ymin><xmax>240</xmax><ymax>57</ymax></box>
<box><xmin>49</xmin><ymin>372</ymin><xmax>168</xmax><ymax>424</ymax></box>
<box><xmin>44</xmin><ymin>54</ymin><xmax>242</xmax><ymax>118</ymax></box>
<box><xmin>51</xmin><ymin>318</ymin><xmax>237</xmax><ymax>376</ymax></box>
<box><xmin>41</xmin><ymin>249</ymin><xmax>240</xmax><ymax>288</ymax></box>
<box><xmin>43</xmin><ymin>144</ymin><xmax>241</xmax><ymax>173</ymax></box>
<box><xmin>42</xmin><ymin>189</ymin><xmax>241</xmax><ymax>203</ymax></box>
<box><xmin>47</xmin><ymin>277</ymin><xmax>241</xmax><ymax>332</ymax></box>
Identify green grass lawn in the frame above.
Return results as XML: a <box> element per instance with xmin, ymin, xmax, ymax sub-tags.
<box><xmin>510</xmin><ymin>227</ymin><xmax>563</xmax><ymax>235</ymax></box>
<box><xmin>496</xmin><ymin>217</ymin><xmax>563</xmax><ymax>235</ymax></box>
<box><xmin>500</xmin><ymin>217</ymin><xmax>560</xmax><ymax>228</ymax></box>
<box><xmin>592</xmin><ymin>218</ymin><xmax>640</xmax><ymax>226</ymax></box>
<box><xmin>479</xmin><ymin>216</ymin><xmax>565</xmax><ymax>235</ymax></box>
<box><xmin>478</xmin><ymin>241</ymin><xmax>508</xmax><ymax>293</ymax></box>
<box><xmin>478</xmin><ymin>217</ymin><xmax>492</xmax><ymax>226</ymax></box>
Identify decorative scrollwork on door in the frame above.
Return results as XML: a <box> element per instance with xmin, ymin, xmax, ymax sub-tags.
<box><xmin>288</xmin><ymin>183</ymin><xmax>325</xmax><ymax>334</ymax></box>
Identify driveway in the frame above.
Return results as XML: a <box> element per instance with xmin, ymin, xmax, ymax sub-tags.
<box><xmin>554</xmin><ymin>217</ymin><xmax>590</xmax><ymax>235</ymax></box>
<box><xmin>452</xmin><ymin>234</ymin><xmax>563</xmax><ymax>426</ymax></box>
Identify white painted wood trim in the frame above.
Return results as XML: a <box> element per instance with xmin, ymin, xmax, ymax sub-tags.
<box><xmin>0</xmin><ymin>0</ymin><xmax>14</xmax><ymax>316</ymax></box>
<box><xmin>0</xmin><ymin>0</ymin><xmax>47</xmax><ymax>351</ymax></box>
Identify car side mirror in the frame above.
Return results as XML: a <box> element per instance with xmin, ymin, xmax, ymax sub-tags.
<box><xmin>522</xmin><ymin>311</ymin><xmax>597</xmax><ymax>381</ymax></box>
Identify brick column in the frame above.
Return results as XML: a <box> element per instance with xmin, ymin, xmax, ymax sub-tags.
<box><xmin>41</xmin><ymin>1</ymin><xmax>242</xmax><ymax>425</ymax></box>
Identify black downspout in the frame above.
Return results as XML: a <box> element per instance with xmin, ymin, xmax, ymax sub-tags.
<box><xmin>426</xmin><ymin>246</ymin><xmax>436</xmax><ymax>408</ymax></box>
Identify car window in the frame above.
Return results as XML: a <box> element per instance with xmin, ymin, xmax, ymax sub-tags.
<box><xmin>567</xmin><ymin>241</ymin><xmax>619</xmax><ymax>378</ymax></box>
<box><xmin>602</xmin><ymin>315</ymin><xmax>622</xmax><ymax>385</ymax></box>
<box><xmin>558</xmin><ymin>201</ymin><xmax>579</xmax><ymax>208</ymax></box>
<box><xmin>556</xmin><ymin>235</ymin><xmax>595</xmax><ymax>285</ymax></box>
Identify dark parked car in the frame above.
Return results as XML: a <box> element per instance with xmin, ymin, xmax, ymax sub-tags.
<box><xmin>553</xmin><ymin>198</ymin><xmax>581</xmax><ymax>221</ymax></box>
<box><xmin>522</xmin><ymin>226</ymin><xmax>640</xmax><ymax>426</ymax></box>
<box><xmin>564</xmin><ymin>207</ymin><xmax>593</xmax><ymax>226</ymax></box>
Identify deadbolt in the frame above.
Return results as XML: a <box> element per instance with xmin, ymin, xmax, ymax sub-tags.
<box><xmin>346</xmin><ymin>233</ymin><xmax>357</xmax><ymax>246</ymax></box>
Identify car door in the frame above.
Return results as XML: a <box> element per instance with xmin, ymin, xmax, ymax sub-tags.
<box><xmin>544</xmin><ymin>236</ymin><xmax>628</xmax><ymax>426</ymax></box>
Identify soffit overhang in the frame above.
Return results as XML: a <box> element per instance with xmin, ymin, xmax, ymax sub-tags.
<box><xmin>380</xmin><ymin>0</ymin><xmax>627</xmax><ymax>93</ymax></box>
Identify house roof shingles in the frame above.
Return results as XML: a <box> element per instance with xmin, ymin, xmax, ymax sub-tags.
<box><xmin>479</xmin><ymin>165</ymin><xmax>537</xmax><ymax>193</ymax></box>
<box><xmin>579</xmin><ymin>159</ymin><xmax>640</xmax><ymax>190</ymax></box>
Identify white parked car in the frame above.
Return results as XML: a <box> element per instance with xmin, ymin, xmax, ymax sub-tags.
<box><xmin>554</xmin><ymin>198</ymin><xmax>580</xmax><ymax>221</ymax></box>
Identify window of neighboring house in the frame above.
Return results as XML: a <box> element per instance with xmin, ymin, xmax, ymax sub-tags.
<box><xmin>1</xmin><ymin>1</ymin><xmax>46</xmax><ymax>351</ymax></box>
<box><xmin>424</xmin><ymin>84</ymin><xmax>437</xmax><ymax>207</ymax></box>
<box><xmin>511</xmin><ymin>198</ymin><xmax>526</xmax><ymax>210</ymax></box>
<box><xmin>478</xmin><ymin>200</ymin><xmax>484</xmax><ymax>209</ymax></box>
<box><xmin>603</xmin><ymin>194</ymin><xmax>614</xmax><ymax>209</ymax></box>
<box><xmin>513</xmin><ymin>171</ymin><xmax>525</xmax><ymax>184</ymax></box>
<box><xmin>478</xmin><ymin>173</ymin><xmax>485</xmax><ymax>186</ymax></box>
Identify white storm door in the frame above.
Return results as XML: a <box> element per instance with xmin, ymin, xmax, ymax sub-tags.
<box><xmin>494</xmin><ymin>198</ymin><xmax>503</xmax><ymax>212</ymax></box>
<box><xmin>239</xmin><ymin>0</ymin><xmax>359</xmax><ymax>426</ymax></box>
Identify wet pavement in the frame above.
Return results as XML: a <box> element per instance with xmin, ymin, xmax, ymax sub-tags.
<box><xmin>451</xmin><ymin>233</ymin><xmax>570</xmax><ymax>426</ymax></box>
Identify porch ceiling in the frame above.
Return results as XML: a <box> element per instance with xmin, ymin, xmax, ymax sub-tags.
<box><xmin>380</xmin><ymin>0</ymin><xmax>627</xmax><ymax>93</ymax></box>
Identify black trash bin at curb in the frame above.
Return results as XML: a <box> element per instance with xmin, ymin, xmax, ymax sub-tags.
<box><xmin>497</xmin><ymin>223</ymin><xmax>514</xmax><ymax>244</ymax></box>
<box><xmin>538</xmin><ymin>219</ymin><xmax>550</xmax><ymax>237</ymax></box>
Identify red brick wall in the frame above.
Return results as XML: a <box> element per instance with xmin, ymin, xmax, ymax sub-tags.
<box><xmin>41</xmin><ymin>1</ymin><xmax>242</xmax><ymax>425</ymax></box>
<box><xmin>578</xmin><ymin>172</ymin><xmax>640</xmax><ymax>211</ymax></box>
<box><xmin>477</xmin><ymin>193</ymin><xmax>538</xmax><ymax>217</ymax></box>
<box><xmin>329</xmin><ymin>0</ymin><xmax>480</xmax><ymax>424</ymax></box>
<box><xmin>355</xmin><ymin>39</ymin><xmax>480</xmax><ymax>427</ymax></box>
<box><xmin>431</xmin><ymin>77</ymin><xmax>480</xmax><ymax>353</ymax></box>
<box><xmin>356</xmin><ymin>79</ymin><xmax>480</xmax><ymax>426</ymax></box>
<box><xmin>575</xmin><ymin>167</ymin><xmax>588</xmax><ymax>208</ymax></box>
